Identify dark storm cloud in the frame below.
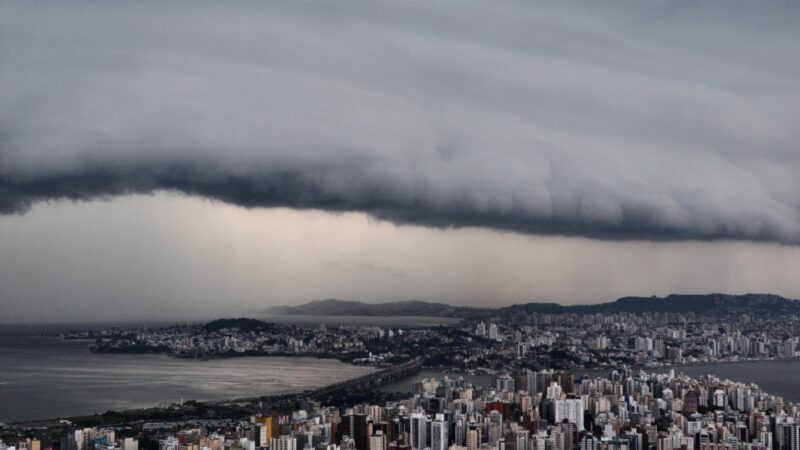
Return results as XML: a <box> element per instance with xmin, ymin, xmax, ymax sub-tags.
<box><xmin>2</xmin><ymin>1</ymin><xmax>800</xmax><ymax>242</ymax></box>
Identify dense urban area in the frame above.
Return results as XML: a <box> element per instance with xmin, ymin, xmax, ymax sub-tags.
<box><xmin>1</xmin><ymin>367</ymin><xmax>796</xmax><ymax>450</ymax></box>
<box><xmin>6</xmin><ymin>296</ymin><xmax>800</xmax><ymax>450</ymax></box>
<box><xmin>65</xmin><ymin>307</ymin><xmax>800</xmax><ymax>371</ymax></box>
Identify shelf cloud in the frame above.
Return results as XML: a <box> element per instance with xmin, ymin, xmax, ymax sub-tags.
<box><xmin>2</xmin><ymin>1</ymin><xmax>800</xmax><ymax>242</ymax></box>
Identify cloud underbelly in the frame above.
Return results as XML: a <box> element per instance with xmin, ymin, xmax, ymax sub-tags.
<box><xmin>1</xmin><ymin>0</ymin><xmax>799</xmax><ymax>243</ymax></box>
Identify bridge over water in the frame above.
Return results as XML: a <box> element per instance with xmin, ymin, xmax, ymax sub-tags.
<box><xmin>307</xmin><ymin>358</ymin><xmax>422</xmax><ymax>399</ymax></box>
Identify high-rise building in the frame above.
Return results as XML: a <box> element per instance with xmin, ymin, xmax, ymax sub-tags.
<box><xmin>683</xmin><ymin>392</ymin><xmax>699</xmax><ymax>414</ymax></box>
<box><xmin>554</xmin><ymin>398</ymin><xmax>585</xmax><ymax>431</ymax></box>
<box><xmin>522</xmin><ymin>370</ymin><xmax>538</xmax><ymax>395</ymax></box>
<box><xmin>370</xmin><ymin>432</ymin><xmax>386</xmax><ymax>450</ymax></box>
<box><xmin>160</xmin><ymin>438</ymin><xmax>180</xmax><ymax>450</ymax></box>
<box><xmin>547</xmin><ymin>382</ymin><xmax>563</xmax><ymax>400</ymax></box>
<box><xmin>487</xmin><ymin>410</ymin><xmax>503</xmax><ymax>445</ymax></box>
<box><xmin>781</xmin><ymin>423</ymin><xmax>800</xmax><ymax>450</ymax></box>
<box><xmin>253</xmin><ymin>416</ymin><xmax>276</xmax><ymax>448</ymax></box>
<box><xmin>467</xmin><ymin>428</ymin><xmax>480</xmax><ymax>450</ymax></box>
<box><xmin>61</xmin><ymin>434</ymin><xmax>79</xmax><ymax>450</ymax></box>
<box><xmin>515</xmin><ymin>430</ymin><xmax>529</xmax><ymax>450</ymax></box>
<box><xmin>495</xmin><ymin>374</ymin><xmax>515</xmax><ymax>392</ymax></box>
<box><xmin>353</xmin><ymin>413</ymin><xmax>370</xmax><ymax>450</ymax></box>
<box><xmin>368</xmin><ymin>406</ymin><xmax>383</xmax><ymax>422</ymax></box>
<box><xmin>410</xmin><ymin>413</ymin><xmax>428</xmax><ymax>450</ymax></box>
<box><xmin>431</xmin><ymin>415</ymin><xmax>448</xmax><ymax>450</ymax></box>
<box><xmin>270</xmin><ymin>436</ymin><xmax>297</xmax><ymax>450</ymax></box>
<box><xmin>74</xmin><ymin>431</ymin><xmax>85</xmax><ymax>450</ymax></box>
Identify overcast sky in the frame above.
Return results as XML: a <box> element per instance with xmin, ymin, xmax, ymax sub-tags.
<box><xmin>1</xmin><ymin>1</ymin><xmax>800</xmax><ymax>322</ymax></box>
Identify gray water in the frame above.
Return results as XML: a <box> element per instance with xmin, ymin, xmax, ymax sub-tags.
<box><xmin>0</xmin><ymin>323</ymin><xmax>377</xmax><ymax>423</ymax></box>
<box><xmin>0</xmin><ymin>314</ymin><xmax>458</xmax><ymax>423</ymax></box>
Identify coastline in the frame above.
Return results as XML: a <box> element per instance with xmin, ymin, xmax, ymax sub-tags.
<box><xmin>9</xmin><ymin>359</ymin><xmax>420</xmax><ymax>429</ymax></box>
<box><xmin>576</xmin><ymin>356</ymin><xmax>800</xmax><ymax>375</ymax></box>
<box><xmin>89</xmin><ymin>346</ymin><xmax>389</xmax><ymax>366</ymax></box>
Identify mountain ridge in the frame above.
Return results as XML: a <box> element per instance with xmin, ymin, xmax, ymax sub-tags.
<box><xmin>263</xmin><ymin>298</ymin><xmax>483</xmax><ymax>318</ymax></box>
<box><xmin>262</xmin><ymin>293</ymin><xmax>800</xmax><ymax>319</ymax></box>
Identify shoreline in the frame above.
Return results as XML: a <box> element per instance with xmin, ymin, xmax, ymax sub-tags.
<box><xmin>8</xmin><ymin>359</ymin><xmax>421</xmax><ymax>429</ymax></box>
<box><xmin>8</xmin><ymin>356</ymin><xmax>800</xmax><ymax>427</ymax></box>
<box><xmin>576</xmin><ymin>356</ymin><xmax>800</xmax><ymax>375</ymax></box>
<box><xmin>88</xmin><ymin>347</ymin><xmax>390</xmax><ymax>366</ymax></box>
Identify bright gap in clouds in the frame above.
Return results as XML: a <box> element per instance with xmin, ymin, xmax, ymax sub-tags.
<box><xmin>1</xmin><ymin>193</ymin><xmax>799</xmax><ymax>323</ymax></box>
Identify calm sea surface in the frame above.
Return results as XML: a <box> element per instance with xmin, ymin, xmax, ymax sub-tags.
<box><xmin>0</xmin><ymin>316</ymin><xmax>457</xmax><ymax>423</ymax></box>
<box><xmin>0</xmin><ymin>319</ymin><xmax>385</xmax><ymax>423</ymax></box>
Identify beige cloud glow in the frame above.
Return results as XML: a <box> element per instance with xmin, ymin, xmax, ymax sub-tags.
<box><xmin>2</xmin><ymin>193</ymin><xmax>799</xmax><ymax>322</ymax></box>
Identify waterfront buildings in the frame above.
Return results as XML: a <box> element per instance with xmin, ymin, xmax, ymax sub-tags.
<box><xmin>6</xmin><ymin>367</ymin><xmax>798</xmax><ymax>450</ymax></box>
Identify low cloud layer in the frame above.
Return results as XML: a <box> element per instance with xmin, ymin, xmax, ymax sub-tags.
<box><xmin>2</xmin><ymin>1</ymin><xmax>800</xmax><ymax>242</ymax></box>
